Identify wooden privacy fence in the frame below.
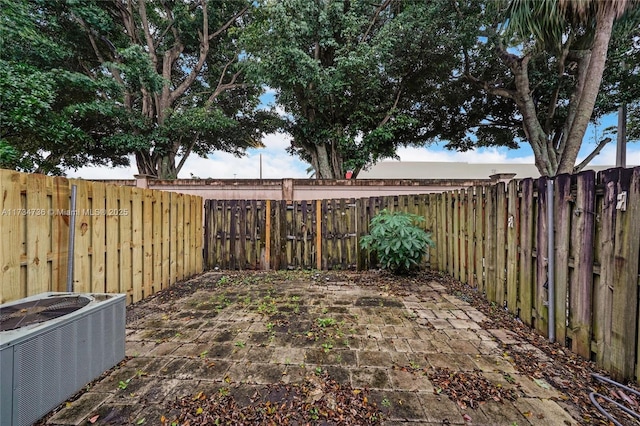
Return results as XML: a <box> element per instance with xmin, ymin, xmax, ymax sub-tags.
<box><xmin>203</xmin><ymin>196</ymin><xmax>436</xmax><ymax>271</ymax></box>
<box><xmin>204</xmin><ymin>166</ymin><xmax>640</xmax><ymax>381</ymax></box>
<box><xmin>437</xmin><ymin>167</ymin><xmax>640</xmax><ymax>382</ymax></box>
<box><xmin>0</xmin><ymin>169</ymin><xmax>203</xmax><ymax>304</ymax></box>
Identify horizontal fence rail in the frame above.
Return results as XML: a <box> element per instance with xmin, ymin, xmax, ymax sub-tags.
<box><xmin>0</xmin><ymin>169</ymin><xmax>204</xmax><ymax>304</ymax></box>
<box><xmin>204</xmin><ymin>166</ymin><xmax>640</xmax><ymax>382</ymax></box>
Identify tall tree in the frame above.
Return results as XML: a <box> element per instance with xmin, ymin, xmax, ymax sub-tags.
<box><xmin>458</xmin><ymin>0</ymin><xmax>639</xmax><ymax>176</ymax></box>
<box><xmin>62</xmin><ymin>0</ymin><xmax>279</xmax><ymax>179</ymax></box>
<box><xmin>0</xmin><ymin>0</ymin><xmax>131</xmax><ymax>174</ymax></box>
<box><xmin>243</xmin><ymin>0</ymin><xmax>472</xmax><ymax>179</ymax></box>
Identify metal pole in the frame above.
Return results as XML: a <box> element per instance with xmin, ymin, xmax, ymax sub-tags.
<box><xmin>67</xmin><ymin>185</ymin><xmax>77</xmax><ymax>292</ymax></box>
<box><xmin>260</xmin><ymin>153</ymin><xmax>263</xmax><ymax>180</ymax></box>
<box><xmin>547</xmin><ymin>179</ymin><xmax>555</xmax><ymax>343</ymax></box>
<box><xmin>616</xmin><ymin>60</ymin><xmax>627</xmax><ymax>168</ymax></box>
<box><xmin>616</xmin><ymin>103</ymin><xmax>627</xmax><ymax>167</ymax></box>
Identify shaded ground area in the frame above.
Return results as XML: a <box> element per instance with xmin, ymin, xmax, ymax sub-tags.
<box><xmin>38</xmin><ymin>270</ymin><xmax>639</xmax><ymax>425</ymax></box>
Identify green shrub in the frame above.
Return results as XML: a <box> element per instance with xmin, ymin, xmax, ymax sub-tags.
<box><xmin>360</xmin><ymin>209</ymin><xmax>435</xmax><ymax>274</ymax></box>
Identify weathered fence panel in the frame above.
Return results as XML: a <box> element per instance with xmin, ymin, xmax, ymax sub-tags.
<box><xmin>0</xmin><ymin>169</ymin><xmax>203</xmax><ymax>305</ymax></box>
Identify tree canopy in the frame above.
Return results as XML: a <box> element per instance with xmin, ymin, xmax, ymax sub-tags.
<box><xmin>2</xmin><ymin>0</ymin><xmax>638</xmax><ymax>178</ymax></box>
<box><xmin>1</xmin><ymin>0</ymin><xmax>279</xmax><ymax>178</ymax></box>
<box><xmin>450</xmin><ymin>0</ymin><xmax>640</xmax><ymax>175</ymax></box>
<box><xmin>0</xmin><ymin>0</ymin><xmax>131</xmax><ymax>174</ymax></box>
<box><xmin>243</xmin><ymin>0</ymin><xmax>485</xmax><ymax>178</ymax></box>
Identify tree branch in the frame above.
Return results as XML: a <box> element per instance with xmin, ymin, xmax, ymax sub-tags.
<box><xmin>362</xmin><ymin>0</ymin><xmax>393</xmax><ymax>42</ymax></box>
<box><xmin>209</xmin><ymin>5</ymin><xmax>249</xmax><ymax>40</ymax></box>
<box><xmin>168</xmin><ymin>0</ymin><xmax>210</xmax><ymax>105</ymax></box>
<box><xmin>379</xmin><ymin>85</ymin><xmax>402</xmax><ymax>127</ymax></box>
<box><xmin>138</xmin><ymin>0</ymin><xmax>158</xmax><ymax>69</ymax></box>
<box><xmin>544</xmin><ymin>33</ymin><xmax>574</xmax><ymax>134</ymax></box>
<box><xmin>573</xmin><ymin>137</ymin><xmax>611</xmax><ymax>173</ymax></box>
<box><xmin>207</xmin><ymin>65</ymin><xmax>244</xmax><ymax>104</ymax></box>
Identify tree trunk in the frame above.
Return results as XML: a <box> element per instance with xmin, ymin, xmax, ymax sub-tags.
<box><xmin>314</xmin><ymin>143</ymin><xmax>337</xmax><ymax>179</ymax></box>
<box><xmin>557</xmin><ymin>7</ymin><xmax>616</xmax><ymax>174</ymax></box>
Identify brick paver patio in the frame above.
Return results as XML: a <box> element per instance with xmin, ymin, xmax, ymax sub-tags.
<box><xmin>44</xmin><ymin>271</ymin><xmax>577</xmax><ymax>425</ymax></box>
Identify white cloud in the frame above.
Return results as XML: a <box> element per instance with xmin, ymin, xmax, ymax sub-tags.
<box><xmin>66</xmin><ymin>132</ymin><xmax>307</xmax><ymax>180</ymax></box>
<box><xmin>395</xmin><ymin>146</ymin><xmax>536</xmax><ymax>164</ymax></box>
<box><xmin>577</xmin><ymin>143</ymin><xmax>640</xmax><ymax>166</ymax></box>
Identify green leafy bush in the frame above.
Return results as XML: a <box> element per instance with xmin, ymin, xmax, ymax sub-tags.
<box><xmin>360</xmin><ymin>209</ymin><xmax>435</xmax><ymax>274</ymax></box>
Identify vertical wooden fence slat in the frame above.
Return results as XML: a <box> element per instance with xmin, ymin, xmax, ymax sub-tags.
<box><xmin>91</xmin><ymin>182</ymin><xmax>106</xmax><ymax>294</ymax></box>
<box><xmin>446</xmin><ymin>193</ymin><xmax>454</xmax><ymax>276</ymax></box>
<box><xmin>26</xmin><ymin>173</ymin><xmax>49</xmax><ymax>296</ymax></box>
<box><xmin>466</xmin><ymin>188</ymin><xmax>476</xmax><ymax>286</ymax></box>
<box><xmin>485</xmin><ymin>185</ymin><xmax>497</xmax><ymax>303</ymax></box>
<box><xmin>1</xmin><ymin>171</ymin><xmax>23</xmax><ymax>302</ymax></box>
<box><xmin>452</xmin><ymin>192</ymin><xmax>460</xmax><ymax>280</ymax></box>
<box><xmin>177</xmin><ymin>194</ymin><xmax>185</xmax><ymax>279</ymax></box>
<box><xmin>594</xmin><ymin>168</ymin><xmax>619</xmax><ymax>370</ymax></box>
<box><xmin>495</xmin><ymin>182</ymin><xmax>507</xmax><ymax>307</ymax></box>
<box><xmin>519</xmin><ymin>179</ymin><xmax>534</xmax><ymax>326</ymax></box>
<box><xmin>569</xmin><ymin>171</ymin><xmax>596</xmax><ymax>357</ymax></box>
<box><xmin>161</xmin><ymin>191</ymin><xmax>171</xmax><ymax>288</ymax></box>
<box><xmin>192</xmin><ymin>195</ymin><xmax>200</xmax><ymax>272</ymax></box>
<box><xmin>610</xmin><ymin>168</ymin><xmax>640</xmax><ymax>380</ymax></box>
<box><xmin>105</xmin><ymin>185</ymin><xmax>119</xmax><ymax>294</ymax></box>
<box><xmin>534</xmin><ymin>178</ymin><xmax>549</xmax><ymax>336</ymax></box>
<box><xmin>119</xmin><ymin>186</ymin><xmax>133</xmax><ymax>302</ymax></box>
<box><xmin>553</xmin><ymin>174</ymin><xmax>572</xmax><ymax>346</ymax></box>
<box><xmin>263</xmin><ymin>200</ymin><xmax>271</xmax><ymax>269</ymax></box>
<box><xmin>152</xmin><ymin>191</ymin><xmax>162</xmax><ymax>292</ymax></box>
<box><xmin>72</xmin><ymin>180</ymin><xmax>90</xmax><ymax>294</ymax></box>
<box><xmin>475</xmin><ymin>187</ymin><xmax>485</xmax><ymax>292</ymax></box>
<box><xmin>143</xmin><ymin>190</ymin><xmax>154</xmax><ymax>296</ymax></box>
<box><xmin>459</xmin><ymin>190</ymin><xmax>467</xmax><ymax>283</ymax></box>
<box><xmin>436</xmin><ymin>193</ymin><xmax>446</xmax><ymax>272</ymax></box>
<box><xmin>130</xmin><ymin>187</ymin><xmax>143</xmax><ymax>302</ymax></box>
<box><xmin>506</xmin><ymin>180</ymin><xmax>519</xmax><ymax>313</ymax></box>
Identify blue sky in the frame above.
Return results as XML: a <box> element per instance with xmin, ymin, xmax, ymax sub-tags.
<box><xmin>68</xmin><ymin>92</ymin><xmax>639</xmax><ymax>180</ymax></box>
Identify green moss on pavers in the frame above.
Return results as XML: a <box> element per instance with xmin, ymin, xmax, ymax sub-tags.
<box><xmin>369</xmin><ymin>390</ymin><xmax>427</xmax><ymax>421</ymax></box>
<box><xmin>46</xmin><ymin>392</ymin><xmax>112</xmax><ymax>426</ymax></box>
<box><xmin>176</xmin><ymin>359</ymin><xmax>232</xmax><ymax>380</ymax></box>
<box><xmin>170</xmin><ymin>342</ymin><xmax>211</xmax><ymax>357</ymax></box>
<box><xmin>304</xmin><ymin>348</ymin><xmax>357</xmax><ymax>366</ymax></box>
<box><xmin>157</xmin><ymin>358</ymin><xmax>191</xmax><ymax>378</ymax></box>
<box><xmin>198</xmin><ymin>343</ymin><xmax>232</xmax><ymax>358</ymax></box>
<box><xmin>111</xmin><ymin>377</ymin><xmax>154</xmax><ymax>403</ymax></box>
<box><xmin>138</xmin><ymin>379</ymin><xmax>181</xmax><ymax>404</ymax></box>
<box><xmin>213</xmin><ymin>329</ymin><xmax>236</xmax><ymax>342</ymax></box>
<box><xmin>415</xmin><ymin>393</ymin><xmax>464</xmax><ymax>424</ymax></box>
<box><xmin>388</xmin><ymin>368</ymin><xmax>435</xmax><ymax>392</ymax></box>
<box><xmin>355</xmin><ymin>297</ymin><xmax>404</xmax><ymax>308</ymax></box>
<box><xmin>351</xmin><ymin>368</ymin><xmax>391</xmax><ymax>389</ymax></box>
<box><xmin>357</xmin><ymin>350</ymin><xmax>396</xmax><ymax>367</ymax></box>
<box><xmin>226</xmin><ymin>362</ymin><xmax>287</xmax><ymax>384</ymax></box>
<box><xmin>320</xmin><ymin>365</ymin><xmax>351</xmax><ymax>385</ymax></box>
<box><xmin>90</xmin><ymin>368</ymin><xmax>138</xmax><ymax>393</ymax></box>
